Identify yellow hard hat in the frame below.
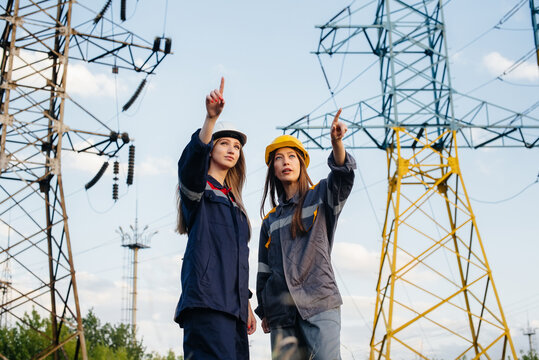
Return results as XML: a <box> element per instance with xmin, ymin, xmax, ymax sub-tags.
<box><xmin>265</xmin><ymin>135</ymin><xmax>310</xmax><ymax>168</ymax></box>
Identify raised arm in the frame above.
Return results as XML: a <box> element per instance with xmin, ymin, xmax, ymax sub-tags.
<box><xmin>199</xmin><ymin>77</ymin><xmax>226</xmax><ymax>144</ymax></box>
<box><xmin>330</xmin><ymin>108</ymin><xmax>347</xmax><ymax>166</ymax></box>
<box><xmin>177</xmin><ymin>77</ymin><xmax>226</xmax><ymax>201</ymax></box>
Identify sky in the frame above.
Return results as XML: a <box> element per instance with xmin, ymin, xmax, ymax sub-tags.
<box><xmin>3</xmin><ymin>0</ymin><xmax>539</xmax><ymax>359</ymax></box>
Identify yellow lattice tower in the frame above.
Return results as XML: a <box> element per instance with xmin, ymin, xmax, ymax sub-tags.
<box><xmin>370</xmin><ymin>127</ymin><xmax>516</xmax><ymax>359</ymax></box>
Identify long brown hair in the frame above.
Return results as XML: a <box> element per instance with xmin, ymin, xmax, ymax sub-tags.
<box><xmin>260</xmin><ymin>148</ymin><xmax>313</xmax><ymax>238</ymax></box>
<box><xmin>177</xmin><ymin>139</ymin><xmax>251</xmax><ymax>237</ymax></box>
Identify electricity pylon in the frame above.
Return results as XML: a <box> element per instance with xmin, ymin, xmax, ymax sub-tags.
<box><xmin>531</xmin><ymin>0</ymin><xmax>539</xmax><ymax>66</ymax></box>
<box><xmin>280</xmin><ymin>1</ymin><xmax>538</xmax><ymax>359</ymax></box>
<box><xmin>0</xmin><ymin>1</ymin><xmax>169</xmax><ymax>358</ymax></box>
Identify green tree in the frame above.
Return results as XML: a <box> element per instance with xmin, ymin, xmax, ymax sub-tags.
<box><xmin>146</xmin><ymin>349</ymin><xmax>183</xmax><ymax>360</ymax></box>
<box><xmin>0</xmin><ymin>309</ymin><xmax>183</xmax><ymax>360</ymax></box>
<box><xmin>82</xmin><ymin>309</ymin><xmax>144</xmax><ymax>359</ymax></box>
<box><xmin>0</xmin><ymin>309</ymin><xmax>50</xmax><ymax>360</ymax></box>
<box><xmin>521</xmin><ymin>349</ymin><xmax>539</xmax><ymax>360</ymax></box>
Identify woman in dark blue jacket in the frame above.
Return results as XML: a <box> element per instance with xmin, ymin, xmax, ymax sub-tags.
<box><xmin>174</xmin><ymin>78</ymin><xmax>256</xmax><ymax>360</ymax></box>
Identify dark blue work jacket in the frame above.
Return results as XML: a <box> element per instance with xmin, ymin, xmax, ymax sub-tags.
<box><xmin>174</xmin><ymin>130</ymin><xmax>250</xmax><ymax>326</ymax></box>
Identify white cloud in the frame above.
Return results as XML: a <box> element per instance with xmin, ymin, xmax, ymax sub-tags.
<box><xmin>333</xmin><ymin>242</ymin><xmax>379</xmax><ymax>276</ymax></box>
<box><xmin>62</xmin><ymin>145</ymin><xmax>175</xmax><ymax>180</ymax></box>
<box><xmin>0</xmin><ymin>49</ymin><xmax>127</xmax><ymax>98</ymax></box>
<box><xmin>138</xmin><ymin>156</ymin><xmax>176</xmax><ymax>176</ymax></box>
<box><xmin>483</xmin><ymin>52</ymin><xmax>539</xmax><ymax>82</ymax></box>
<box><xmin>63</xmin><ymin>146</ymin><xmax>109</xmax><ymax>174</ymax></box>
<box><xmin>67</xmin><ymin>62</ymin><xmax>127</xmax><ymax>97</ymax></box>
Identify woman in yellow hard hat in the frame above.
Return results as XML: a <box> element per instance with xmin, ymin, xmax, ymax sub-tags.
<box><xmin>255</xmin><ymin>109</ymin><xmax>356</xmax><ymax>360</ymax></box>
<box><xmin>174</xmin><ymin>77</ymin><xmax>256</xmax><ymax>360</ymax></box>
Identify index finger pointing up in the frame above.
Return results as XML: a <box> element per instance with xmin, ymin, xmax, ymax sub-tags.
<box><xmin>333</xmin><ymin>108</ymin><xmax>342</xmax><ymax>125</ymax></box>
<box><xmin>219</xmin><ymin>77</ymin><xmax>225</xmax><ymax>96</ymax></box>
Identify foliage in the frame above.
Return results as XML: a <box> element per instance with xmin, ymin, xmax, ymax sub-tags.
<box><xmin>521</xmin><ymin>349</ymin><xmax>539</xmax><ymax>360</ymax></box>
<box><xmin>0</xmin><ymin>308</ymin><xmax>182</xmax><ymax>360</ymax></box>
<box><xmin>146</xmin><ymin>349</ymin><xmax>184</xmax><ymax>360</ymax></box>
<box><xmin>82</xmin><ymin>309</ymin><xmax>145</xmax><ymax>359</ymax></box>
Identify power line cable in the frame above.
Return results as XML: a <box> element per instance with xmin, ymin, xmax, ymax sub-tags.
<box><xmin>496</xmin><ymin>26</ymin><xmax>532</xmax><ymax>32</ymax></box>
<box><xmin>452</xmin><ymin>0</ymin><xmax>528</xmax><ymax>54</ymax></box>
<box><xmin>310</xmin><ymin>60</ymin><xmax>379</xmax><ymax>117</ymax></box>
<box><xmin>469</xmin><ymin>171</ymin><xmax>539</xmax><ymax>204</ymax></box>
<box><xmin>333</xmin><ymin>264</ymin><xmax>372</xmax><ymax>332</ymax></box>
<box><xmin>465</xmin><ymin>48</ymin><xmax>537</xmax><ymax>94</ymax></box>
<box><xmin>162</xmin><ymin>0</ymin><xmax>169</xmax><ymax>37</ymax></box>
<box><xmin>499</xmin><ymin>78</ymin><xmax>539</xmax><ymax>87</ymax></box>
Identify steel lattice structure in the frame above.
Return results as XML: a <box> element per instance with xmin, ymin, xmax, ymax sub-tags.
<box><xmin>0</xmin><ymin>1</ymin><xmax>169</xmax><ymax>358</ymax></box>
<box><xmin>280</xmin><ymin>1</ymin><xmax>538</xmax><ymax>359</ymax></box>
<box><xmin>531</xmin><ymin>0</ymin><xmax>539</xmax><ymax>66</ymax></box>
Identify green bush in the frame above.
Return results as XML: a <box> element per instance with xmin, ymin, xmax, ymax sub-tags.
<box><xmin>0</xmin><ymin>309</ymin><xmax>182</xmax><ymax>360</ymax></box>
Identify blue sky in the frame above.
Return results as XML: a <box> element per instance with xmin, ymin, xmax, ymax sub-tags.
<box><xmin>12</xmin><ymin>0</ymin><xmax>537</xmax><ymax>358</ymax></box>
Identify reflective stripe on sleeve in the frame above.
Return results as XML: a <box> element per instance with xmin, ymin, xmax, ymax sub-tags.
<box><xmin>327</xmin><ymin>185</ymin><xmax>345</xmax><ymax>215</ymax></box>
<box><xmin>179</xmin><ymin>180</ymin><xmax>203</xmax><ymax>202</ymax></box>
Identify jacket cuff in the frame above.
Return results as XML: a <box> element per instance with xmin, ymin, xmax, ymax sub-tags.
<box><xmin>191</xmin><ymin>128</ymin><xmax>213</xmax><ymax>152</ymax></box>
<box><xmin>254</xmin><ymin>305</ymin><xmax>264</xmax><ymax>320</ymax></box>
<box><xmin>328</xmin><ymin>151</ymin><xmax>357</xmax><ymax>173</ymax></box>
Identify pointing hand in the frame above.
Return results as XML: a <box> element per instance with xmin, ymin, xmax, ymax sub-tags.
<box><xmin>331</xmin><ymin>108</ymin><xmax>347</xmax><ymax>142</ymax></box>
<box><xmin>206</xmin><ymin>77</ymin><xmax>225</xmax><ymax>120</ymax></box>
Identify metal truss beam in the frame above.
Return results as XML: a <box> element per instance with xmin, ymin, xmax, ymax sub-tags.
<box><xmin>280</xmin><ymin>1</ymin><xmax>538</xmax><ymax>150</ymax></box>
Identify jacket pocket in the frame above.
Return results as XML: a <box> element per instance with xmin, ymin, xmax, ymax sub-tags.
<box><xmin>199</xmin><ymin>251</ymin><xmax>213</xmax><ymax>285</ymax></box>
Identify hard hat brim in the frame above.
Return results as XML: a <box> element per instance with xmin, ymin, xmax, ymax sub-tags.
<box><xmin>213</xmin><ymin>130</ymin><xmax>247</xmax><ymax>146</ymax></box>
<box><xmin>265</xmin><ymin>138</ymin><xmax>310</xmax><ymax>168</ymax></box>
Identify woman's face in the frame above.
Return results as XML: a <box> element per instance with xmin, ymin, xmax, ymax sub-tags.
<box><xmin>210</xmin><ymin>137</ymin><xmax>241</xmax><ymax>170</ymax></box>
<box><xmin>273</xmin><ymin>147</ymin><xmax>301</xmax><ymax>183</ymax></box>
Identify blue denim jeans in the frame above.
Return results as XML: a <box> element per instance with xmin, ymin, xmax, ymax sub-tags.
<box><xmin>270</xmin><ymin>307</ymin><xmax>341</xmax><ymax>360</ymax></box>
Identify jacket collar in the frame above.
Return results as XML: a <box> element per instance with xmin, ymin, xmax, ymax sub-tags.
<box><xmin>207</xmin><ymin>175</ymin><xmax>232</xmax><ymax>196</ymax></box>
<box><xmin>278</xmin><ymin>191</ymin><xmax>300</xmax><ymax>206</ymax></box>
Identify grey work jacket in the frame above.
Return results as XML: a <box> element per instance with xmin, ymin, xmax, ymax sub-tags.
<box><xmin>255</xmin><ymin>152</ymin><xmax>356</xmax><ymax>329</ymax></box>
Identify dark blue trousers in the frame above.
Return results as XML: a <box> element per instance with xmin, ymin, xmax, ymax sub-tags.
<box><xmin>182</xmin><ymin>308</ymin><xmax>249</xmax><ymax>360</ymax></box>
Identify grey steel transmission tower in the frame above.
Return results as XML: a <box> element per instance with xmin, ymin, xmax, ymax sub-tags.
<box><xmin>0</xmin><ymin>1</ymin><xmax>170</xmax><ymax>358</ymax></box>
<box><xmin>280</xmin><ymin>1</ymin><xmax>538</xmax><ymax>359</ymax></box>
<box><xmin>531</xmin><ymin>0</ymin><xmax>539</xmax><ymax>65</ymax></box>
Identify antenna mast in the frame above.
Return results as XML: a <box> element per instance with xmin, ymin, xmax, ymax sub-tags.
<box><xmin>118</xmin><ymin>216</ymin><xmax>156</xmax><ymax>339</ymax></box>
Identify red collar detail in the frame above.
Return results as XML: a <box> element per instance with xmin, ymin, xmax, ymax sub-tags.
<box><xmin>207</xmin><ymin>180</ymin><xmax>234</xmax><ymax>200</ymax></box>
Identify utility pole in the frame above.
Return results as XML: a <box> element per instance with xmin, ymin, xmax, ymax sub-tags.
<box><xmin>118</xmin><ymin>217</ymin><xmax>156</xmax><ymax>340</ymax></box>
<box><xmin>524</xmin><ymin>320</ymin><xmax>537</xmax><ymax>355</ymax></box>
